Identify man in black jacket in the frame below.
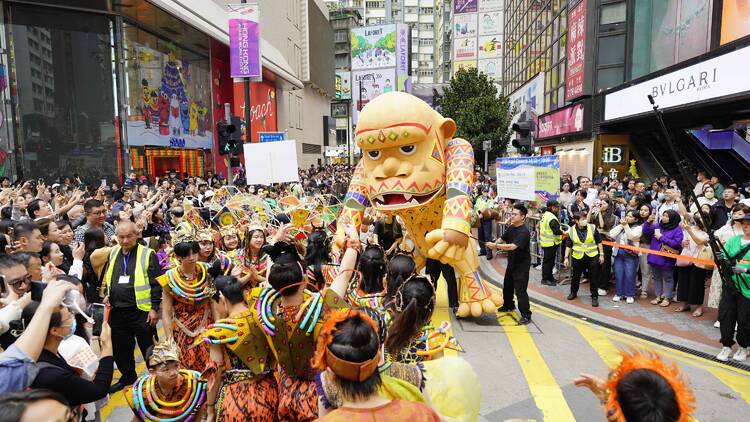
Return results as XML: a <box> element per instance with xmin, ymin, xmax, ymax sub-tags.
<box><xmin>710</xmin><ymin>186</ymin><xmax>738</xmax><ymax>231</ymax></box>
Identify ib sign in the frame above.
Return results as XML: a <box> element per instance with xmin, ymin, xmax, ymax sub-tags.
<box><xmin>602</xmin><ymin>145</ymin><xmax>625</xmax><ymax>165</ymax></box>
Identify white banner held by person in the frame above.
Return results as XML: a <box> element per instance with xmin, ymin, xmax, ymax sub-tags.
<box><xmin>243</xmin><ymin>140</ymin><xmax>300</xmax><ymax>185</ymax></box>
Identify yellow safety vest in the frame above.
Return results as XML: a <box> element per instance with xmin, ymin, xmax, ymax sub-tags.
<box><xmin>104</xmin><ymin>244</ymin><xmax>154</xmax><ymax>312</ymax></box>
<box><xmin>540</xmin><ymin>211</ymin><xmax>562</xmax><ymax>247</ymax></box>
<box><xmin>569</xmin><ymin>224</ymin><xmax>599</xmax><ymax>260</ymax></box>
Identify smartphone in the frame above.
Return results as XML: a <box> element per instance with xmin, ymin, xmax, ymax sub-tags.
<box><xmin>7</xmin><ymin>226</ymin><xmax>14</xmax><ymax>240</ymax></box>
<box><xmin>89</xmin><ymin>303</ymin><xmax>106</xmax><ymax>336</ymax></box>
<box><xmin>30</xmin><ymin>281</ymin><xmax>46</xmax><ymax>302</ymax></box>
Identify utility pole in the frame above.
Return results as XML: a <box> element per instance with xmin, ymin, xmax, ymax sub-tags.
<box><xmin>224</xmin><ymin>103</ymin><xmax>233</xmax><ymax>186</ymax></box>
<box><xmin>239</xmin><ymin>0</ymin><xmax>252</xmax><ymax>187</ymax></box>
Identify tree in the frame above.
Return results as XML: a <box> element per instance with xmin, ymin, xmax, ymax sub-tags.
<box><xmin>438</xmin><ymin>68</ymin><xmax>512</xmax><ymax>162</ymax></box>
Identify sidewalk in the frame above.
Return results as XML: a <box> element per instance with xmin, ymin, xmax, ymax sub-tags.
<box><xmin>478</xmin><ymin>253</ymin><xmax>741</xmax><ymax>364</ymax></box>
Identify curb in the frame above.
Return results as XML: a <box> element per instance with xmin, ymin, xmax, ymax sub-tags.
<box><xmin>477</xmin><ymin>259</ymin><xmax>750</xmax><ymax>372</ymax></box>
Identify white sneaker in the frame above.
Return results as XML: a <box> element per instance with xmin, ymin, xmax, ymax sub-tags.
<box><xmin>716</xmin><ymin>347</ymin><xmax>732</xmax><ymax>362</ymax></box>
<box><xmin>733</xmin><ymin>347</ymin><xmax>749</xmax><ymax>362</ymax></box>
<box><xmin>597</xmin><ymin>289</ymin><xmax>607</xmax><ymax>296</ymax></box>
<box><xmin>612</xmin><ymin>295</ymin><xmax>621</xmax><ymax>302</ymax></box>
<box><xmin>626</xmin><ymin>297</ymin><xmax>634</xmax><ymax>304</ymax></box>
<box><xmin>714</xmin><ymin>320</ymin><xmax>721</xmax><ymax>328</ymax></box>
<box><xmin>553</xmin><ymin>267</ymin><xmax>558</xmax><ymax>275</ymax></box>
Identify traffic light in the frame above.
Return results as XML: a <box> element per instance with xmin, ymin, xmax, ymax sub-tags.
<box><xmin>230</xmin><ymin>116</ymin><xmax>243</xmax><ymax>155</ymax></box>
<box><xmin>217</xmin><ymin>120</ymin><xmax>238</xmax><ymax>156</ymax></box>
<box><xmin>512</xmin><ymin>115</ymin><xmax>535</xmax><ymax>155</ymax></box>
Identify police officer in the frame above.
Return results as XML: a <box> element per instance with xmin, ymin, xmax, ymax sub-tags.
<box><xmin>539</xmin><ymin>200</ymin><xmax>563</xmax><ymax>286</ymax></box>
<box><xmin>102</xmin><ymin>221</ymin><xmax>162</xmax><ymax>393</ymax></box>
<box><xmin>563</xmin><ymin>211</ymin><xmax>604</xmax><ymax>307</ymax></box>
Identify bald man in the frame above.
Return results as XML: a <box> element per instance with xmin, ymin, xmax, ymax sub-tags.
<box><xmin>102</xmin><ymin>221</ymin><xmax>162</xmax><ymax>393</ymax></box>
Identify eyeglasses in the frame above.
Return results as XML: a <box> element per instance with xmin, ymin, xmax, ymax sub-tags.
<box><xmin>2</xmin><ymin>273</ymin><xmax>32</xmax><ymax>288</ymax></box>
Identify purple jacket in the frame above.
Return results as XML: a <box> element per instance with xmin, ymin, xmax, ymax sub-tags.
<box><xmin>642</xmin><ymin>221</ymin><xmax>684</xmax><ymax>269</ymax></box>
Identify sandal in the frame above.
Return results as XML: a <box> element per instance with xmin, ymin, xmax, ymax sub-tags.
<box><xmin>660</xmin><ymin>299</ymin><xmax>671</xmax><ymax>307</ymax></box>
<box><xmin>692</xmin><ymin>308</ymin><xmax>704</xmax><ymax>317</ymax></box>
<box><xmin>650</xmin><ymin>297</ymin><xmax>662</xmax><ymax>305</ymax></box>
<box><xmin>640</xmin><ymin>291</ymin><xmax>648</xmax><ymax>299</ymax></box>
<box><xmin>674</xmin><ymin>305</ymin><xmax>690</xmax><ymax>312</ymax></box>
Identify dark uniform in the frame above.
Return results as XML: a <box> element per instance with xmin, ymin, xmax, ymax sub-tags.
<box><xmin>500</xmin><ymin>223</ymin><xmax>532</xmax><ymax>320</ymax></box>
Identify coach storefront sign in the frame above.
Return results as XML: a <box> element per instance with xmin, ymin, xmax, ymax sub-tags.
<box><xmin>605</xmin><ymin>45</ymin><xmax>750</xmax><ymax>121</ymax></box>
<box><xmin>536</xmin><ymin>100</ymin><xmax>591</xmax><ymax>142</ymax></box>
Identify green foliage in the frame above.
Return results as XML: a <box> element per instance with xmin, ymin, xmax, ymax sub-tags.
<box><xmin>351</xmin><ymin>34</ymin><xmax>369</xmax><ymax>58</ymax></box>
<box><xmin>376</xmin><ymin>32</ymin><xmax>397</xmax><ymax>52</ymax></box>
<box><xmin>438</xmin><ymin>68</ymin><xmax>512</xmax><ymax>159</ymax></box>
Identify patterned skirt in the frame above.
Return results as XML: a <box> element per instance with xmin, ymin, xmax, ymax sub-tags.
<box><xmin>216</xmin><ymin>371</ymin><xmax>278</xmax><ymax>422</ymax></box>
<box><xmin>173</xmin><ymin>301</ymin><xmax>212</xmax><ymax>371</ymax></box>
<box><xmin>273</xmin><ymin>366</ymin><xmax>318</xmax><ymax>422</ymax></box>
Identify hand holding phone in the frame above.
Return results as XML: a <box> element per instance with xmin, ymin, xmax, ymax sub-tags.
<box><xmin>89</xmin><ymin>303</ymin><xmax>106</xmax><ymax>337</ymax></box>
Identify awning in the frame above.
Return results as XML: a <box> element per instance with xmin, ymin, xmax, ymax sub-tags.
<box><xmin>149</xmin><ymin>0</ymin><xmax>303</xmax><ymax>89</ymax></box>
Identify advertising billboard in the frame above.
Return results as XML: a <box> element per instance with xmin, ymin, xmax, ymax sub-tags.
<box><xmin>395</xmin><ymin>24</ymin><xmax>411</xmax><ymax>91</ymax></box>
<box><xmin>453</xmin><ymin>60</ymin><xmax>477</xmax><ymax>74</ymax></box>
<box><xmin>496</xmin><ymin>156</ymin><xmax>560</xmax><ymax>202</ymax></box>
<box><xmin>478</xmin><ymin>0</ymin><xmax>503</xmax><ymax>11</ymax></box>
<box><xmin>352</xmin><ymin>68</ymin><xmax>396</xmax><ymax>123</ymax></box>
<box><xmin>232</xmin><ymin>79</ymin><xmax>277</xmax><ymax>143</ymax></box>
<box><xmin>454</xmin><ymin>0</ymin><xmax>478</xmax><ymax>14</ymax></box>
<box><xmin>478</xmin><ymin>35</ymin><xmax>502</xmax><ymax>59</ymax></box>
<box><xmin>537</xmin><ymin>103</ymin><xmax>585</xmax><ymax>138</ymax></box>
<box><xmin>453</xmin><ymin>37</ymin><xmax>477</xmax><ymax>60</ymax></box>
<box><xmin>720</xmin><ymin>0</ymin><xmax>750</xmax><ymax>45</ymax></box>
<box><xmin>478</xmin><ymin>10</ymin><xmax>503</xmax><ymax>35</ymax></box>
<box><xmin>228</xmin><ymin>3</ymin><xmax>261</xmax><ymax>80</ymax></box>
<box><xmin>454</xmin><ymin>13</ymin><xmax>478</xmax><ymax>38</ymax></box>
<box><xmin>478</xmin><ymin>58</ymin><xmax>502</xmax><ymax>80</ymax></box>
<box><xmin>335</xmin><ymin>71</ymin><xmax>352</xmax><ymax>100</ymax></box>
<box><xmin>565</xmin><ymin>0</ymin><xmax>587</xmax><ymax>101</ymax></box>
<box><xmin>508</xmin><ymin>72</ymin><xmax>544</xmax><ymax>123</ymax></box>
<box><xmin>351</xmin><ymin>24</ymin><xmax>397</xmax><ymax>70</ymax></box>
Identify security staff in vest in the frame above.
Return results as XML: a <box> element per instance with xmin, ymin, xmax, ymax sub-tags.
<box><xmin>487</xmin><ymin>204</ymin><xmax>532</xmax><ymax>324</ymax></box>
<box><xmin>102</xmin><ymin>221</ymin><xmax>162</xmax><ymax>393</ymax></box>
<box><xmin>563</xmin><ymin>210</ymin><xmax>604</xmax><ymax>307</ymax></box>
<box><xmin>539</xmin><ymin>200</ymin><xmax>563</xmax><ymax>286</ymax></box>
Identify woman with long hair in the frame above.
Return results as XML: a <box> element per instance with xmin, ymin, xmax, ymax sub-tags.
<box><xmin>643</xmin><ymin>210</ymin><xmax>684</xmax><ymax>307</ymax></box>
<box><xmin>158</xmin><ymin>223</ymin><xmax>219</xmax><ymax>372</ymax></box>
<box><xmin>609</xmin><ymin>210</ymin><xmax>643</xmax><ymax>303</ymax></box>
<box><xmin>558</xmin><ymin>182</ymin><xmax>573</xmax><ymax>209</ymax></box>
<box><xmin>590</xmin><ymin>198</ymin><xmax>618</xmax><ymax>295</ymax></box>
<box><xmin>304</xmin><ymin>227</ymin><xmax>338</xmax><ymax>290</ymax></box>
<box><xmin>385</xmin><ymin>252</ymin><xmax>417</xmax><ymax>306</ymax></box>
<box><xmin>346</xmin><ymin>243</ymin><xmax>388</xmax><ymax>311</ymax></box>
<box><xmin>638</xmin><ymin>204</ymin><xmax>653</xmax><ymax>298</ymax></box>
<box><xmin>240</xmin><ymin>227</ymin><xmax>270</xmax><ymax>291</ymax></box>
<box><xmin>674</xmin><ymin>213</ymin><xmax>710</xmax><ymax>317</ymax></box>
<box><xmin>196</xmin><ymin>228</ymin><xmax>232</xmax><ymax>276</ymax></box>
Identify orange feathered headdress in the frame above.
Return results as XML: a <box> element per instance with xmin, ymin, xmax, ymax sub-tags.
<box><xmin>605</xmin><ymin>350</ymin><xmax>695</xmax><ymax>422</ymax></box>
<box><xmin>312</xmin><ymin>309</ymin><xmax>381</xmax><ymax>382</ymax></box>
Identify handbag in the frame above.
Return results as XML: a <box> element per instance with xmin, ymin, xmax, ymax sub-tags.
<box><xmin>660</xmin><ymin>243</ymin><xmax>680</xmax><ymax>256</ymax></box>
<box><xmin>695</xmin><ymin>245</ymin><xmax>716</xmax><ymax>270</ymax></box>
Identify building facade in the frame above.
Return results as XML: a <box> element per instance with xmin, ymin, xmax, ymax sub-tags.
<box><xmin>450</xmin><ymin>0</ymin><xmax>504</xmax><ymax>86</ymax></box>
<box><xmin>0</xmin><ymin>0</ymin><xmax>333</xmax><ymax>183</ymax></box>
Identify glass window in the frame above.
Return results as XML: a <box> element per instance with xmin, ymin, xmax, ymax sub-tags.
<box><xmin>598</xmin><ymin>34</ymin><xmax>626</xmax><ymax>65</ymax></box>
<box><xmin>600</xmin><ymin>2</ymin><xmax>627</xmax><ymax>25</ymax></box>
<box><xmin>597</xmin><ymin>67</ymin><xmax>624</xmax><ymax>91</ymax></box>
<box><xmin>9</xmin><ymin>5</ymin><xmax>118</xmax><ymax>183</ymax></box>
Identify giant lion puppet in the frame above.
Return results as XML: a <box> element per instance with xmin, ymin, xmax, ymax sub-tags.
<box><xmin>337</xmin><ymin>91</ymin><xmax>503</xmax><ymax>317</ymax></box>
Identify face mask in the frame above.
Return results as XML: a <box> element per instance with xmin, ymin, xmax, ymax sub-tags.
<box><xmin>60</xmin><ymin>318</ymin><xmax>76</xmax><ymax>340</ymax></box>
<box><xmin>704</xmin><ymin>191</ymin><xmax>715</xmax><ymax>199</ymax></box>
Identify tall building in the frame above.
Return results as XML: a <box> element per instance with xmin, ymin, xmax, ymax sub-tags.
<box><xmin>435</xmin><ymin>0</ymin><xmax>452</xmax><ymax>83</ymax></box>
<box><xmin>450</xmin><ymin>0</ymin><xmax>504</xmax><ymax>86</ymax></box>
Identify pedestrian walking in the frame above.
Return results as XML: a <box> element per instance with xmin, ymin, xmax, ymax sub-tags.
<box><xmin>564</xmin><ymin>211</ymin><xmax>604</xmax><ymax>308</ymax></box>
<box><xmin>539</xmin><ymin>200</ymin><xmax>563</xmax><ymax>286</ymax></box>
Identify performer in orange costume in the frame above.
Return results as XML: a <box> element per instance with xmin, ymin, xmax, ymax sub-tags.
<box><xmin>337</xmin><ymin>92</ymin><xmax>502</xmax><ymax>317</ymax></box>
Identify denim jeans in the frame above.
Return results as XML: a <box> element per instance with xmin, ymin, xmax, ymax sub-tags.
<box><xmin>614</xmin><ymin>252</ymin><xmax>638</xmax><ymax>298</ymax></box>
<box><xmin>651</xmin><ymin>266</ymin><xmax>675</xmax><ymax>299</ymax></box>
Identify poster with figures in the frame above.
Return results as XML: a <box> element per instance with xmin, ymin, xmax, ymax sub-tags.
<box><xmin>351</xmin><ymin>25</ymin><xmax>398</xmax><ymax>71</ymax></box>
<box><xmin>478</xmin><ymin>35</ymin><xmax>502</xmax><ymax>59</ymax></box>
<box><xmin>478</xmin><ymin>10</ymin><xmax>503</xmax><ymax>35</ymax></box>
<box><xmin>454</xmin><ymin>13</ymin><xmax>478</xmax><ymax>38</ymax></box>
<box><xmin>453</xmin><ymin>60</ymin><xmax>477</xmax><ymax>74</ymax></box>
<box><xmin>127</xmin><ymin>46</ymin><xmax>213</xmax><ymax>149</ymax></box>
<box><xmin>453</xmin><ymin>37</ymin><xmax>478</xmax><ymax>60</ymax></box>
<box><xmin>478</xmin><ymin>58</ymin><xmax>502</xmax><ymax>80</ymax></box>
<box><xmin>352</xmin><ymin>68</ymin><xmax>396</xmax><ymax>124</ymax></box>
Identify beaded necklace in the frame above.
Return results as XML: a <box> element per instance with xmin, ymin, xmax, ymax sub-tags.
<box><xmin>131</xmin><ymin>369</ymin><xmax>207</xmax><ymax>422</ymax></box>
<box><xmin>255</xmin><ymin>287</ymin><xmax>323</xmax><ymax>336</ymax></box>
<box><xmin>166</xmin><ymin>263</ymin><xmax>213</xmax><ymax>305</ymax></box>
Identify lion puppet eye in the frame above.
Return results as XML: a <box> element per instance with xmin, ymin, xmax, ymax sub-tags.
<box><xmin>400</xmin><ymin>145</ymin><xmax>416</xmax><ymax>155</ymax></box>
<box><xmin>367</xmin><ymin>150</ymin><xmax>382</xmax><ymax>160</ymax></box>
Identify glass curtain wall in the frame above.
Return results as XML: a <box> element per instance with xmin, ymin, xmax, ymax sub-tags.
<box><xmin>6</xmin><ymin>4</ymin><xmax>118</xmax><ymax>183</ymax></box>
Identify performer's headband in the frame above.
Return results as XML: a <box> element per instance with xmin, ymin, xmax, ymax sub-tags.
<box><xmin>324</xmin><ymin>348</ymin><xmax>381</xmax><ymax>382</ymax></box>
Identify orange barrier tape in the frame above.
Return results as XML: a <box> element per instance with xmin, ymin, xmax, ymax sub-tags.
<box><xmin>600</xmin><ymin>240</ymin><xmax>716</xmax><ymax>267</ymax></box>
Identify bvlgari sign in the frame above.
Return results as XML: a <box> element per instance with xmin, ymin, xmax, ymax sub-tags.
<box><xmin>605</xmin><ymin>45</ymin><xmax>750</xmax><ymax>121</ymax></box>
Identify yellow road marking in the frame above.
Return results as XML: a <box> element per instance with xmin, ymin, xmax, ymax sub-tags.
<box><xmin>575</xmin><ymin>323</ymin><xmax>622</xmax><ymax>368</ymax></box>
<box><xmin>501</xmin><ymin>318</ymin><xmax>576</xmax><ymax>422</ymax></box>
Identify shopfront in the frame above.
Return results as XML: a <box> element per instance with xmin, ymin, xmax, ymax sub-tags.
<box><xmin>535</xmin><ymin>99</ymin><xmax>595</xmax><ymax>178</ymax></box>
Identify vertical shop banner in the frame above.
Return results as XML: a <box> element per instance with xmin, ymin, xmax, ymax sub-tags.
<box><xmin>478</xmin><ymin>10</ymin><xmax>502</xmax><ymax>35</ymax></box>
<box><xmin>496</xmin><ymin>156</ymin><xmax>560</xmax><ymax>202</ymax></box>
<box><xmin>478</xmin><ymin>35</ymin><xmax>502</xmax><ymax>59</ymax></box>
<box><xmin>453</xmin><ymin>38</ymin><xmax>478</xmax><ymax>60</ymax></box>
<box><xmin>351</xmin><ymin>25</ymin><xmax>397</xmax><ymax>70</ymax></box>
<box><xmin>454</xmin><ymin>13</ymin><xmax>478</xmax><ymax>38</ymax></box>
<box><xmin>335</xmin><ymin>71</ymin><xmax>352</xmax><ymax>99</ymax></box>
<box><xmin>395</xmin><ymin>24</ymin><xmax>411</xmax><ymax>92</ymax></box>
<box><xmin>232</xmin><ymin>79</ymin><xmax>277</xmax><ymax>142</ymax></box>
<box><xmin>126</xmin><ymin>45</ymin><xmax>213</xmax><ymax>149</ymax></box>
<box><xmin>352</xmin><ymin>68</ymin><xmax>396</xmax><ymax>124</ymax></box>
<box><xmin>228</xmin><ymin>3</ymin><xmax>261</xmax><ymax>80</ymax></box>
<box><xmin>565</xmin><ymin>0</ymin><xmax>587</xmax><ymax>101</ymax></box>
<box><xmin>454</xmin><ymin>0</ymin><xmax>478</xmax><ymax>14</ymax></box>
<box><xmin>720</xmin><ymin>0</ymin><xmax>750</xmax><ymax>45</ymax></box>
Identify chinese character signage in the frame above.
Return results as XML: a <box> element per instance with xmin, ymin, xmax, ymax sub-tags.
<box><xmin>351</xmin><ymin>25</ymin><xmax>398</xmax><ymax>70</ymax></box>
<box><xmin>496</xmin><ymin>156</ymin><xmax>560</xmax><ymax>202</ymax></box>
<box><xmin>537</xmin><ymin>103</ymin><xmax>585</xmax><ymax>139</ymax></box>
<box><xmin>565</xmin><ymin>0</ymin><xmax>587</xmax><ymax>101</ymax></box>
<box><xmin>228</xmin><ymin>3</ymin><xmax>261</xmax><ymax>80</ymax></box>
<box><xmin>454</xmin><ymin>0</ymin><xmax>478</xmax><ymax>14</ymax></box>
